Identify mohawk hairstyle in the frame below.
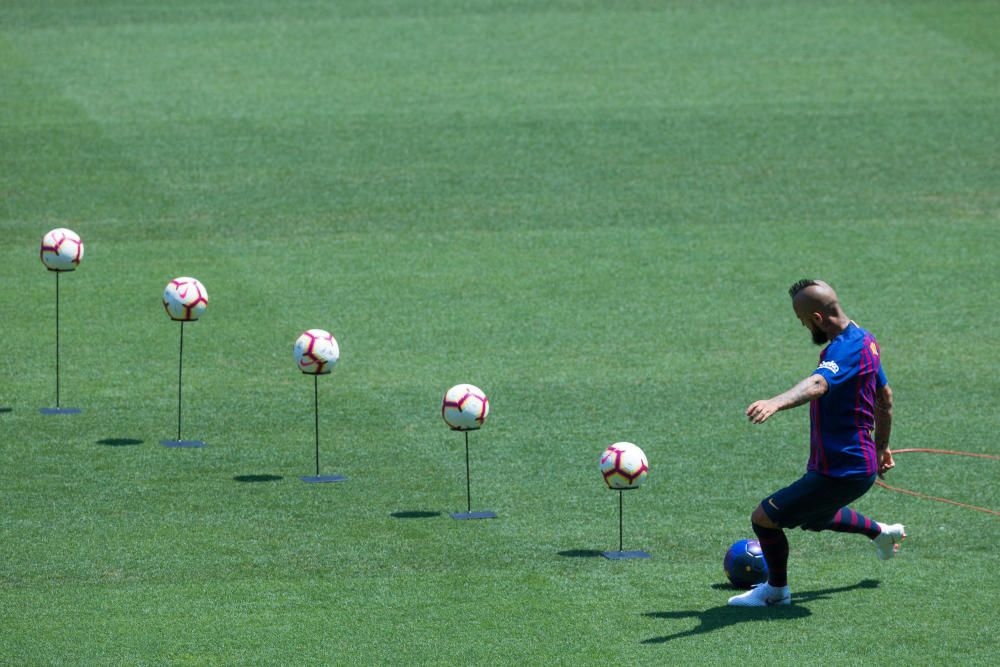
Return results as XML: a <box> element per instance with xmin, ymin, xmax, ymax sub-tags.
<box><xmin>788</xmin><ymin>279</ymin><xmax>819</xmax><ymax>298</ymax></box>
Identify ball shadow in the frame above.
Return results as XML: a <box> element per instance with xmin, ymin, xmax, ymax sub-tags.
<box><xmin>233</xmin><ymin>474</ymin><xmax>284</xmax><ymax>483</ymax></box>
<box><xmin>711</xmin><ymin>583</ymin><xmax>741</xmax><ymax>590</ymax></box>
<box><xmin>0</xmin><ymin>407</ymin><xmax>12</xmax><ymax>414</ymax></box>
<box><xmin>96</xmin><ymin>438</ymin><xmax>144</xmax><ymax>446</ymax></box>
<box><xmin>557</xmin><ymin>549</ymin><xmax>605</xmax><ymax>558</ymax></box>
<box><xmin>391</xmin><ymin>511</ymin><xmax>442</xmax><ymax>519</ymax></box>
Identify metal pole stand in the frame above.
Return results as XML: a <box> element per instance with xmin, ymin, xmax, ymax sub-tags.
<box><xmin>450</xmin><ymin>430</ymin><xmax>496</xmax><ymax>519</ymax></box>
<box><xmin>161</xmin><ymin>320</ymin><xmax>205</xmax><ymax>447</ymax></box>
<box><xmin>40</xmin><ymin>271</ymin><xmax>81</xmax><ymax>415</ymax></box>
<box><xmin>300</xmin><ymin>374</ymin><xmax>347</xmax><ymax>483</ymax></box>
<box><xmin>602</xmin><ymin>489</ymin><xmax>650</xmax><ymax>560</ymax></box>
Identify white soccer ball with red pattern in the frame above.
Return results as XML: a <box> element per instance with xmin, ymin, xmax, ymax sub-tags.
<box><xmin>162</xmin><ymin>277</ymin><xmax>209</xmax><ymax>321</ymax></box>
<box><xmin>40</xmin><ymin>228</ymin><xmax>84</xmax><ymax>272</ymax></box>
<box><xmin>599</xmin><ymin>442</ymin><xmax>649</xmax><ymax>489</ymax></box>
<box><xmin>294</xmin><ymin>329</ymin><xmax>340</xmax><ymax>375</ymax></box>
<box><xmin>441</xmin><ymin>384</ymin><xmax>489</xmax><ymax>431</ymax></box>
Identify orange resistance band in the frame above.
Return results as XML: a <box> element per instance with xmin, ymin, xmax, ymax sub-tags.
<box><xmin>875</xmin><ymin>448</ymin><xmax>1000</xmax><ymax>517</ymax></box>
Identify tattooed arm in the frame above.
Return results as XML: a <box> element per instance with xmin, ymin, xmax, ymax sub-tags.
<box><xmin>746</xmin><ymin>374</ymin><xmax>828</xmax><ymax>425</ymax></box>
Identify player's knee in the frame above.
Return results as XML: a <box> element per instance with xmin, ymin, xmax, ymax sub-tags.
<box><xmin>800</xmin><ymin>517</ymin><xmax>829</xmax><ymax>532</ymax></box>
<box><xmin>751</xmin><ymin>504</ymin><xmax>779</xmax><ymax>529</ymax></box>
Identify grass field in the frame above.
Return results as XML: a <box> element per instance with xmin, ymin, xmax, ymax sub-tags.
<box><xmin>2</xmin><ymin>1</ymin><xmax>999</xmax><ymax>664</ymax></box>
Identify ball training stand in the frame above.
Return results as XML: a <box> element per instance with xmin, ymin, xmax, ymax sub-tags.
<box><xmin>450</xmin><ymin>430</ymin><xmax>496</xmax><ymax>520</ymax></box>
<box><xmin>40</xmin><ymin>271</ymin><xmax>81</xmax><ymax>415</ymax></box>
<box><xmin>160</xmin><ymin>320</ymin><xmax>205</xmax><ymax>447</ymax></box>
<box><xmin>602</xmin><ymin>489</ymin><xmax>650</xmax><ymax>560</ymax></box>
<box><xmin>300</xmin><ymin>374</ymin><xmax>347</xmax><ymax>483</ymax></box>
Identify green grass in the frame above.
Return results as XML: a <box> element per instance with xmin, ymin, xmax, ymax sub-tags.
<box><xmin>2</xmin><ymin>0</ymin><xmax>999</xmax><ymax>664</ymax></box>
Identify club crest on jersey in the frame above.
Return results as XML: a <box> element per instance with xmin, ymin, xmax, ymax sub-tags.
<box><xmin>818</xmin><ymin>360</ymin><xmax>840</xmax><ymax>374</ymax></box>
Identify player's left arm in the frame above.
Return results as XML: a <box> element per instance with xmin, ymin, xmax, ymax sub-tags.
<box><xmin>875</xmin><ymin>382</ymin><xmax>894</xmax><ymax>477</ymax></box>
<box><xmin>746</xmin><ymin>373</ymin><xmax>829</xmax><ymax>424</ymax></box>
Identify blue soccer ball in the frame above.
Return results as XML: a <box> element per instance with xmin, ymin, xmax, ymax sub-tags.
<box><xmin>724</xmin><ymin>539</ymin><xmax>768</xmax><ymax>588</ymax></box>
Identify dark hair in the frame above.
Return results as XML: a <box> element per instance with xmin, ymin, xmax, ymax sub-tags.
<box><xmin>788</xmin><ymin>279</ymin><xmax>819</xmax><ymax>298</ymax></box>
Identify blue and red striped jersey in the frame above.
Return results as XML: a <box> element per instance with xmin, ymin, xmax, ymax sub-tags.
<box><xmin>807</xmin><ymin>322</ymin><xmax>887</xmax><ymax>478</ymax></box>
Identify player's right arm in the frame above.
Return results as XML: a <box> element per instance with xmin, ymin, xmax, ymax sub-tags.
<box><xmin>746</xmin><ymin>373</ymin><xmax>828</xmax><ymax>424</ymax></box>
<box><xmin>875</xmin><ymin>383</ymin><xmax>894</xmax><ymax>477</ymax></box>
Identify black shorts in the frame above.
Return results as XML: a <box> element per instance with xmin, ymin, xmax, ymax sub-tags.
<box><xmin>759</xmin><ymin>471</ymin><xmax>877</xmax><ymax>531</ymax></box>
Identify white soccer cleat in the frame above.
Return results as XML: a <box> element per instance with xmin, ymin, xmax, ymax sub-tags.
<box><xmin>873</xmin><ymin>522</ymin><xmax>906</xmax><ymax>560</ymax></box>
<box><xmin>727</xmin><ymin>582</ymin><xmax>791</xmax><ymax>607</ymax></box>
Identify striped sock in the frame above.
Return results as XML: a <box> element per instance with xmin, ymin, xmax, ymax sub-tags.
<box><xmin>825</xmin><ymin>507</ymin><xmax>881</xmax><ymax>539</ymax></box>
<box><xmin>752</xmin><ymin>523</ymin><xmax>789</xmax><ymax>588</ymax></box>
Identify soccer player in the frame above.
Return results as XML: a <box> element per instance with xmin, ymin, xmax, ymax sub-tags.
<box><xmin>728</xmin><ymin>279</ymin><xmax>906</xmax><ymax>607</ymax></box>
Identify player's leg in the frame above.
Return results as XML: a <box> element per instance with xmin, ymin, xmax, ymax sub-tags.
<box><xmin>809</xmin><ymin>475</ymin><xmax>907</xmax><ymax>559</ymax></box>
<box><xmin>751</xmin><ymin>505</ymin><xmax>789</xmax><ymax>588</ymax></box>
<box><xmin>822</xmin><ymin>508</ymin><xmax>906</xmax><ymax>559</ymax></box>
<box><xmin>728</xmin><ymin>484</ymin><xmax>800</xmax><ymax>607</ymax></box>
<box><xmin>871</xmin><ymin>522</ymin><xmax>906</xmax><ymax>559</ymax></box>
<box><xmin>824</xmin><ymin>507</ymin><xmax>881</xmax><ymax>538</ymax></box>
<box><xmin>729</xmin><ymin>471</ymin><xmax>869</xmax><ymax>607</ymax></box>
<box><xmin>727</xmin><ymin>505</ymin><xmax>791</xmax><ymax>606</ymax></box>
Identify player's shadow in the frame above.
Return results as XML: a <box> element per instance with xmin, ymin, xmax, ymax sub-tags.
<box><xmin>642</xmin><ymin>579</ymin><xmax>880</xmax><ymax>645</ymax></box>
<box><xmin>96</xmin><ymin>438</ymin><xmax>144</xmax><ymax>446</ymax></box>
<box><xmin>0</xmin><ymin>407</ymin><xmax>12</xmax><ymax>414</ymax></box>
<box><xmin>391</xmin><ymin>511</ymin><xmax>442</xmax><ymax>519</ymax></box>
<box><xmin>233</xmin><ymin>474</ymin><xmax>283</xmax><ymax>483</ymax></box>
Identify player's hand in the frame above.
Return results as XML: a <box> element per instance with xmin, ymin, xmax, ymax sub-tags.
<box><xmin>877</xmin><ymin>449</ymin><xmax>895</xmax><ymax>479</ymax></box>
<box><xmin>746</xmin><ymin>399</ymin><xmax>780</xmax><ymax>424</ymax></box>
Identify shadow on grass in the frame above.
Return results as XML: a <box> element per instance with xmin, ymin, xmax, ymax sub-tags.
<box><xmin>96</xmin><ymin>438</ymin><xmax>144</xmax><ymax>446</ymax></box>
<box><xmin>642</xmin><ymin>579</ymin><xmax>880</xmax><ymax>645</ymax></box>
<box><xmin>557</xmin><ymin>549</ymin><xmax>605</xmax><ymax>558</ymax></box>
<box><xmin>0</xmin><ymin>407</ymin><xmax>12</xmax><ymax>414</ymax></box>
<box><xmin>710</xmin><ymin>582</ymin><xmax>742</xmax><ymax>590</ymax></box>
<box><xmin>391</xmin><ymin>511</ymin><xmax>442</xmax><ymax>519</ymax></box>
<box><xmin>233</xmin><ymin>474</ymin><xmax>283</xmax><ymax>483</ymax></box>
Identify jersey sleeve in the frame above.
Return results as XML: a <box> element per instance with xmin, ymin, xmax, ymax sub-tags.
<box><xmin>876</xmin><ymin>365</ymin><xmax>888</xmax><ymax>388</ymax></box>
<box><xmin>813</xmin><ymin>338</ymin><xmax>863</xmax><ymax>390</ymax></box>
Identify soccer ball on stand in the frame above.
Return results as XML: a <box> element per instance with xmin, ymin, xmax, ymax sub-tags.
<box><xmin>441</xmin><ymin>384</ymin><xmax>495</xmax><ymax>519</ymax></box>
<box><xmin>40</xmin><ymin>228</ymin><xmax>84</xmax><ymax>272</ymax></box>
<box><xmin>293</xmin><ymin>328</ymin><xmax>345</xmax><ymax>483</ymax></box>
<box><xmin>162</xmin><ymin>277</ymin><xmax>209</xmax><ymax>321</ymax></box>
<box><xmin>599</xmin><ymin>442</ymin><xmax>649</xmax><ymax>490</ymax></box>
<box><xmin>294</xmin><ymin>329</ymin><xmax>340</xmax><ymax>375</ymax></box>
<box><xmin>598</xmin><ymin>442</ymin><xmax>651</xmax><ymax>559</ymax></box>
<box><xmin>159</xmin><ymin>277</ymin><xmax>209</xmax><ymax>447</ymax></box>
<box><xmin>441</xmin><ymin>383</ymin><xmax>489</xmax><ymax>431</ymax></box>
<box><xmin>37</xmin><ymin>228</ymin><xmax>85</xmax><ymax>414</ymax></box>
